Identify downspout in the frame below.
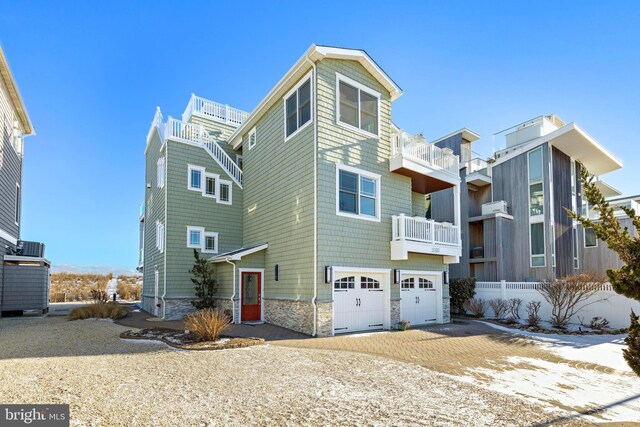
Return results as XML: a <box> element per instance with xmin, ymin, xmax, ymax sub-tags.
<box><xmin>304</xmin><ymin>55</ymin><xmax>318</xmax><ymax>337</ymax></box>
<box><xmin>225</xmin><ymin>258</ymin><xmax>237</xmax><ymax>323</ymax></box>
<box><xmin>161</xmin><ymin>139</ymin><xmax>168</xmax><ymax>319</ymax></box>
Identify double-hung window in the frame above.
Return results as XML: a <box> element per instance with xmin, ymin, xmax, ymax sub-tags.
<box><xmin>284</xmin><ymin>74</ymin><xmax>312</xmax><ymax>139</ymax></box>
<box><xmin>336</xmin><ymin>164</ymin><xmax>380</xmax><ymax>221</ymax></box>
<box><xmin>248</xmin><ymin>128</ymin><xmax>257</xmax><ymax>150</ymax></box>
<box><xmin>187</xmin><ymin>226</ymin><xmax>218</xmax><ymax>253</ymax></box>
<box><xmin>188</xmin><ymin>165</ymin><xmax>204</xmax><ymax>191</ymax></box>
<box><xmin>528</xmin><ymin>147</ymin><xmax>545</xmax><ymax>267</ymax></box>
<box><xmin>337</xmin><ymin>73</ymin><xmax>380</xmax><ymax>137</ymax></box>
<box><xmin>218</xmin><ymin>180</ymin><xmax>232</xmax><ymax>204</ymax></box>
<box><xmin>204</xmin><ymin>173</ymin><xmax>217</xmax><ymax>198</ymax></box>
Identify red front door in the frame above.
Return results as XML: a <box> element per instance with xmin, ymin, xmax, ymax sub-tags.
<box><xmin>241</xmin><ymin>272</ymin><xmax>261</xmax><ymax>322</ymax></box>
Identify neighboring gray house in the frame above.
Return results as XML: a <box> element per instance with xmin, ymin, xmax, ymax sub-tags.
<box><xmin>0</xmin><ymin>47</ymin><xmax>50</xmax><ymax>316</ymax></box>
<box><xmin>432</xmin><ymin>115</ymin><xmax>628</xmax><ymax>282</ymax></box>
<box><xmin>140</xmin><ymin>45</ymin><xmax>465</xmax><ymax>336</ymax></box>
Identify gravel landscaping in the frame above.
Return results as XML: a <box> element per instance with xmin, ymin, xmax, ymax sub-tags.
<box><xmin>0</xmin><ymin>317</ymin><xmax>588</xmax><ymax>426</ymax></box>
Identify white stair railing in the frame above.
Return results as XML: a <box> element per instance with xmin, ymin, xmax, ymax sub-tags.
<box><xmin>164</xmin><ymin>117</ymin><xmax>243</xmax><ymax>188</ymax></box>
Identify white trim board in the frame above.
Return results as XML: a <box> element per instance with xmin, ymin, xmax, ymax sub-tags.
<box><xmin>0</xmin><ymin>227</ymin><xmax>18</xmax><ymax>245</ymax></box>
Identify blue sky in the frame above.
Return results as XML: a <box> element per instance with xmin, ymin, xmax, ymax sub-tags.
<box><xmin>1</xmin><ymin>1</ymin><xmax>639</xmax><ymax>273</ymax></box>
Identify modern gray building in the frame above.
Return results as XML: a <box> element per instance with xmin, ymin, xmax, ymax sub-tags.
<box><xmin>431</xmin><ymin>115</ymin><xmax>631</xmax><ymax>282</ymax></box>
<box><xmin>0</xmin><ymin>47</ymin><xmax>50</xmax><ymax>316</ymax></box>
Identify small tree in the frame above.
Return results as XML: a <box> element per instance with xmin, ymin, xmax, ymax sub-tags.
<box><xmin>525</xmin><ymin>301</ymin><xmax>542</xmax><ymax>327</ymax></box>
<box><xmin>189</xmin><ymin>249</ymin><xmax>218</xmax><ymax>310</ymax></box>
<box><xmin>538</xmin><ymin>274</ymin><xmax>605</xmax><ymax>328</ymax></box>
<box><xmin>567</xmin><ymin>167</ymin><xmax>640</xmax><ymax>302</ymax></box>
<box><xmin>623</xmin><ymin>310</ymin><xmax>640</xmax><ymax>376</ymax></box>
<box><xmin>449</xmin><ymin>277</ymin><xmax>476</xmax><ymax>314</ymax></box>
<box><xmin>488</xmin><ymin>298</ymin><xmax>509</xmax><ymax>320</ymax></box>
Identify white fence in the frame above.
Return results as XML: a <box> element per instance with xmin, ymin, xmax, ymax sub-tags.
<box><xmin>475</xmin><ymin>281</ymin><xmax>640</xmax><ymax>329</ymax></box>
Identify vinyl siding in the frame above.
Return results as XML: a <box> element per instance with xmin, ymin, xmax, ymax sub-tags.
<box><xmin>164</xmin><ymin>140</ymin><xmax>243</xmax><ymax>298</ymax></box>
<box><xmin>215</xmin><ymin>251</ymin><xmax>265</xmax><ymax>299</ymax></box>
<box><xmin>316</xmin><ymin>58</ymin><xmax>446</xmax><ymax>303</ymax></box>
<box><xmin>142</xmin><ymin>130</ymin><xmax>166</xmax><ymax>298</ymax></box>
<box><xmin>0</xmin><ymin>73</ymin><xmax>22</xmax><ymax>240</ymax></box>
<box><xmin>239</xmin><ymin>71</ymin><xmax>315</xmax><ymax>301</ymax></box>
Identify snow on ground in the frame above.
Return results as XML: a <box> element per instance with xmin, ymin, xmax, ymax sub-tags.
<box><xmin>459</xmin><ymin>320</ymin><xmax>640</xmax><ymax>423</ymax></box>
<box><xmin>478</xmin><ymin>320</ymin><xmax>628</xmax><ymax>371</ymax></box>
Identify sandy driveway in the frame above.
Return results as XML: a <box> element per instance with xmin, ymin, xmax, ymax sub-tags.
<box><xmin>0</xmin><ymin>317</ymin><xmax>585</xmax><ymax>426</ymax></box>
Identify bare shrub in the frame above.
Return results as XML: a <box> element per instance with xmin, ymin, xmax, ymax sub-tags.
<box><xmin>526</xmin><ymin>301</ymin><xmax>542</xmax><ymax>326</ymax></box>
<box><xmin>50</xmin><ymin>273</ymin><xmax>112</xmax><ymax>301</ymax></box>
<box><xmin>464</xmin><ymin>298</ymin><xmax>487</xmax><ymax>318</ymax></box>
<box><xmin>589</xmin><ymin>316</ymin><xmax>610</xmax><ymax>330</ymax></box>
<box><xmin>68</xmin><ymin>303</ymin><xmax>128</xmax><ymax>320</ymax></box>
<box><xmin>539</xmin><ymin>273</ymin><xmax>607</xmax><ymax>329</ymax></box>
<box><xmin>90</xmin><ymin>289</ymin><xmax>109</xmax><ymax>304</ymax></box>
<box><xmin>185</xmin><ymin>308</ymin><xmax>231</xmax><ymax>342</ymax></box>
<box><xmin>488</xmin><ymin>298</ymin><xmax>509</xmax><ymax>320</ymax></box>
<box><xmin>508</xmin><ymin>298</ymin><xmax>522</xmax><ymax>320</ymax></box>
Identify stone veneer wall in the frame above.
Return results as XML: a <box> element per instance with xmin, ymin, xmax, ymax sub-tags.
<box><xmin>390</xmin><ymin>299</ymin><xmax>401</xmax><ymax>329</ymax></box>
<box><xmin>442</xmin><ymin>284</ymin><xmax>451</xmax><ymax>323</ymax></box>
<box><xmin>264</xmin><ymin>299</ymin><xmax>316</xmax><ymax>336</ymax></box>
<box><xmin>162</xmin><ymin>297</ymin><xmax>196</xmax><ymax>320</ymax></box>
<box><xmin>316</xmin><ymin>301</ymin><xmax>333</xmax><ymax>337</ymax></box>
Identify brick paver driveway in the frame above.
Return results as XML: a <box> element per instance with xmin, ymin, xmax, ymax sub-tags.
<box><xmin>275</xmin><ymin>320</ymin><xmax>576</xmax><ymax>375</ymax></box>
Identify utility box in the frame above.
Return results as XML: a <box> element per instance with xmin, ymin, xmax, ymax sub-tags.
<box><xmin>1</xmin><ymin>254</ymin><xmax>50</xmax><ymax>317</ymax></box>
<box><xmin>17</xmin><ymin>240</ymin><xmax>46</xmax><ymax>258</ymax></box>
<box><xmin>482</xmin><ymin>201</ymin><xmax>509</xmax><ymax>216</ymax></box>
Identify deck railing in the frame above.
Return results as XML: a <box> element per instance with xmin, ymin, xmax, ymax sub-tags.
<box><xmin>392</xmin><ymin>131</ymin><xmax>459</xmax><ymax>175</ymax></box>
<box><xmin>392</xmin><ymin>214</ymin><xmax>459</xmax><ymax>247</ymax></box>
<box><xmin>465</xmin><ymin>158</ymin><xmax>490</xmax><ymax>175</ymax></box>
<box><xmin>182</xmin><ymin>94</ymin><xmax>250</xmax><ymax>126</ymax></box>
<box><xmin>164</xmin><ymin>117</ymin><xmax>243</xmax><ymax>187</ymax></box>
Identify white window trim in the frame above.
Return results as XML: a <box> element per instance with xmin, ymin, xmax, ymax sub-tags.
<box><xmin>187</xmin><ymin>226</ymin><xmax>204</xmax><ymax>249</ymax></box>
<box><xmin>573</xmin><ymin>226</ymin><xmax>580</xmax><ymax>269</ymax></box>
<box><xmin>188</xmin><ymin>164</ymin><xmax>205</xmax><ymax>191</ymax></box>
<box><xmin>203</xmin><ymin>172</ymin><xmax>220</xmax><ymax>200</ymax></box>
<box><xmin>15</xmin><ymin>183</ymin><xmax>20</xmax><ymax>226</ymax></box>
<box><xmin>248</xmin><ymin>127</ymin><xmax>257</xmax><ymax>150</ymax></box>
<box><xmin>584</xmin><ymin>226</ymin><xmax>598</xmax><ymax>248</ymax></box>
<box><xmin>186</xmin><ymin>226</ymin><xmax>219</xmax><ymax>254</ymax></box>
<box><xmin>335</xmin><ymin>72</ymin><xmax>381</xmax><ymax>139</ymax></box>
<box><xmin>157</xmin><ymin>157</ymin><xmax>165</xmax><ymax>189</ymax></box>
<box><xmin>335</xmin><ymin>163</ymin><xmax>381</xmax><ymax>222</ymax></box>
<box><xmin>283</xmin><ymin>71</ymin><xmax>314</xmax><ymax>142</ymax></box>
<box><xmin>529</xmin><ymin>221</ymin><xmax>546</xmax><ymax>268</ymax></box>
<box><xmin>156</xmin><ymin>221</ymin><xmax>164</xmax><ymax>253</ymax></box>
<box><xmin>218</xmin><ymin>179</ymin><xmax>232</xmax><ymax>205</ymax></box>
<box><xmin>203</xmin><ymin>231</ymin><xmax>219</xmax><ymax>254</ymax></box>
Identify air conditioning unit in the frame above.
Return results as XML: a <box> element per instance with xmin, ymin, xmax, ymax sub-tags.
<box><xmin>482</xmin><ymin>201</ymin><xmax>508</xmax><ymax>216</ymax></box>
<box><xmin>17</xmin><ymin>241</ymin><xmax>45</xmax><ymax>258</ymax></box>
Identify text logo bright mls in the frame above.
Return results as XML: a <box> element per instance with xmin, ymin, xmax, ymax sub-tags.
<box><xmin>1</xmin><ymin>405</ymin><xmax>69</xmax><ymax>426</ymax></box>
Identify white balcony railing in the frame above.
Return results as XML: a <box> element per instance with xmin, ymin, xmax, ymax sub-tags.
<box><xmin>182</xmin><ymin>94</ymin><xmax>250</xmax><ymax>127</ymax></box>
<box><xmin>392</xmin><ymin>131</ymin><xmax>459</xmax><ymax>176</ymax></box>
<box><xmin>164</xmin><ymin>117</ymin><xmax>243</xmax><ymax>187</ymax></box>
<box><xmin>392</xmin><ymin>214</ymin><xmax>459</xmax><ymax>247</ymax></box>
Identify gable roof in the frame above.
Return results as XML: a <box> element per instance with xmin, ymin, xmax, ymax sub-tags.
<box><xmin>0</xmin><ymin>47</ymin><xmax>34</xmax><ymax>135</ymax></box>
<box><xmin>229</xmin><ymin>44</ymin><xmax>402</xmax><ymax>148</ymax></box>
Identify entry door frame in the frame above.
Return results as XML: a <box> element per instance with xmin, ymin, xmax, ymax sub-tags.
<box><xmin>399</xmin><ymin>270</ymin><xmax>443</xmax><ymax>324</ymax></box>
<box><xmin>331</xmin><ymin>266</ymin><xmax>391</xmax><ymax>336</ymax></box>
<box><xmin>238</xmin><ymin>268</ymin><xmax>265</xmax><ymax>323</ymax></box>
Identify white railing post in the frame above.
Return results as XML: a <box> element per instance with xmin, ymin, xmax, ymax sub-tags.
<box><xmin>500</xmin><ymin>280</ymin><xmax>507</xmax><ymax>300</ymax></box>
<box><xmin>398</xmin><ymin>214</ymin><xmax>406</xmax><ymax>241</ymax></box>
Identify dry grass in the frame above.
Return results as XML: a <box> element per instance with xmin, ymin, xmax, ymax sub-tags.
<box><xmin>50</xmin><ymin>273</ymin><xmax>113</xmax><ymax>302</ymax></box>
<box><xmin>184</xmin><ymin>308</ymin><xmax>231</xmax><ymax>342</ymax></box>
<box><xmin>117</xmin><ymin>275</ymin><xmax>142</xmax><ymax>300</ymax></box>
<box><xmin>68</xmin><ymin>303</ymin><xmax>128</xmax><ymax>320</ymax></box>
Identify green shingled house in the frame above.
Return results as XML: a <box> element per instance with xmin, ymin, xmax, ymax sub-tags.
<box><xmin>140</xmin><ymin>45</ymin><xmax>463</xmax><ymax>336</ymax></box>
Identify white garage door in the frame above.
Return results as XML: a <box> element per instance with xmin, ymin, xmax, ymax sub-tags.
<box><xmin>400</xmin><ymin>274</ymin><xmax>439</xmax><ymax>326</ymax></box>
<box><xmin>333</xmin><ymin>273</ymin><xmax>386</xmax><ymax>334</ymax></box>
